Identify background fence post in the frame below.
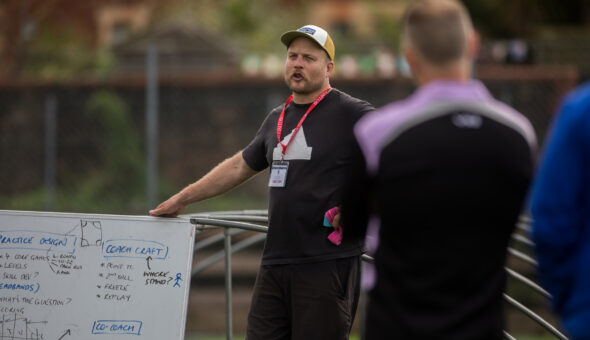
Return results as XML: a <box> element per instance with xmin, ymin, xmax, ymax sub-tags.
<box><xmin>224</xmin><ymin>228</ymin><xmax>233</xmax><ymax>340</ymax></box>
<box><xmin>44</xmin><ymin>93</ymin><xmax>57</xmax><ymax>211</ymax></box>
<box><xmin>146</xmin><ymin>44</ymin><xmax>159</xmax><ymax>210</ymax></box>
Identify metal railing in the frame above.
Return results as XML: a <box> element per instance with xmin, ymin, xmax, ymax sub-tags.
<box><xmin>189</xmin><ymin>211</ymin><xmax>567</xmax><ymax>340</ymax></box>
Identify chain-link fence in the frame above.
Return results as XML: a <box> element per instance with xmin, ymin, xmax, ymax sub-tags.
<box><xmin>0</xmin><ymin>65</ymin><xmax>578</xmax><ymax>215</ymax></box>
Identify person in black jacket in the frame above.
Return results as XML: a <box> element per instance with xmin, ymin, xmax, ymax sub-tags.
<box><xmin>342</xmin><ymin>1</ymin><xmax>537</xmax><ymax>339</ymax></box>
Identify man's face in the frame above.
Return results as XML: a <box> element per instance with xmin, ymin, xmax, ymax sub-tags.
<box><xmin>284</xmin><ymin>37</ymin><xmax>332</xmax><ymax>96</ymax></box>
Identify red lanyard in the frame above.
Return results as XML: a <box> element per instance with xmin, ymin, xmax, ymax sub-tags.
<box><xmin>276</xmin><ymin>87</ymin><xmax>331</xmax><ymax>158</ymax></box>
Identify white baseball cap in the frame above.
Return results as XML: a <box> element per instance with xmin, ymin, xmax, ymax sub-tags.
<box><xmin>280</xmin><ymin>25</ymin><xmax>335</xmax><ymax>61</ymax></box>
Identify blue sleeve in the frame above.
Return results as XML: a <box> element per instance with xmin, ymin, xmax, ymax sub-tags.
<box><xmin>530</xmin><ymin>92</ymin><xmax>588</xmax><ymax>313</ymax></box>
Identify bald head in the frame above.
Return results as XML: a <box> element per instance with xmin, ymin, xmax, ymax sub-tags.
<box><xmin>402</xmin><ymin>0</ymin><xmax>474</xmax><ymax>66</ymax></box>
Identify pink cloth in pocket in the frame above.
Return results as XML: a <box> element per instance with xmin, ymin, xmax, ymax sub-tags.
<box><xmin>324</xmin><ymin>206</ymin><xmax>343</xmax><ymax>246</ymax></box>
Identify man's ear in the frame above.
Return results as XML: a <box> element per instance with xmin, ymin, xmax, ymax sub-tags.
<box><xmin>403</xmin><ymin>47</ymin><xmax>419</xmax><ymax>76</ymax></box>
<box><xmin>326</xmin><ymin>60</ymin><xmax>335</xmax><ymax>75</ymax></box>
<box><xmin>466</xmin><ymin>30</ymin><xmax>480</xmax><ymax>60</ymax></box>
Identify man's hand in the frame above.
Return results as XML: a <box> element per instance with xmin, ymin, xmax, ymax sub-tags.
<box><xmin>149</xmin><ymin>195</ymin><xmax>186</xmax><ymax>217</ymax></box>
<box><xmin>332</xmin><ymin>211</ymin><xmax>341</xmax><ymax>228</ymax></box>
<box><xmin>149</xmin><ymin>151</ymin><xmax>258</xmax><ymax>218</ymax></box>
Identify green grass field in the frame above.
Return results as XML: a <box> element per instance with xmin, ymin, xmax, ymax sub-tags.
<box><xmin>185</xmin><ymin>335</ymin><xmax>360</xmax><ymax>340</ymax></box>
<box><xmin>185</xmin><ymin>336</ymin><xmax>359</xmax><ymax>340</ymax></box>
<box><xmin>185</xmin><ymin>335</ymin><xmax>554</xmax><ymax>340</ymax></box>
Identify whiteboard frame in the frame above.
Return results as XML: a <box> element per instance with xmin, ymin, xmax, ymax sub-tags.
<box><xmin>0</xmin><ymin>209</ymin><xmax>196</xmax><ymax>340</ymax></box>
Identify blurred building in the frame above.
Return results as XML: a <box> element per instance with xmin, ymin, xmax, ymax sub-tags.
<box><xmin>307</xmin><ymin>0</ymin><xmax>407</xmax><ymax>41</ymax></box>
<box><xmin>95</xmin><ymin>0</ymin><xmax>154</xmax><ymax>47</ymax></box>
<box><xmin>111</xmin><ymin>24</ymin><xmax>241</xmax><ymax>77</ymax></box>
<box><xmin>96</xmin><ymin>1</ymin><xmax>241</xmax><ymax>77</ymax></box>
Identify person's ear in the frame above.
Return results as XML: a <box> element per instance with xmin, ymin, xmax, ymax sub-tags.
<box><xmin>326</xmin><ymin>60</ymin><xmax>335</xmax><ymax>76</ymax></box>
<box><xmin>403</xmin><ymin>47</ymin><xmax>419</xmax><ymax>76</ymax></box>
<box><xmin>466</xmin><ymin>30</ymin><xmax>480</xmax><ymax>60</ymax></box>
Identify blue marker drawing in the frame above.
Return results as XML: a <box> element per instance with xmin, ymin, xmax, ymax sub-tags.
<box><xmin>91</xmin><ymin>320</ymin><xmax>142</xmax><ymax>335</ymax></box>
<box><xmin>0</xmin><ymin>282</ymin><xmax>40</xmax><ymax>293</ymax></box>
<box><xmin>0</xmin><ymin>230</ymin><xmax>76</xmax><ymax>254</ymax></box>
<box><xmin>102</xmin><ymin>239</ymin><xmax>168</xmax><ymax>259</ymax></box>
<box><xmin>173</xmin><ymin>273</ymin><xmax>182</xmax><ymax>288</ymax></box>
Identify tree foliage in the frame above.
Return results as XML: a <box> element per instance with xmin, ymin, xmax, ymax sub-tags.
<box><xmin>1</xmin><ymin>0</ymin><xmax>590</xmax><ymax>78</ymax></box>
<box><xmin>0</xmin><ymin>0</ymin><xmax>109</xmax><ymax>78</ymax></box>
<box><xmin>463</xmin><ymin>0</ymin><xmax>590</xmax><ymax>38</ymax></box>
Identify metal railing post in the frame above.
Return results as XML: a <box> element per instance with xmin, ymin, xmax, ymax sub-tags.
<box><xmin>189</xmin><ymin>212</ymin><xmax>568</xmax><ymax>340</ymax></box>
<box><xmin>224</xmin><ymin>228</ymin><xmax>233</xmax><ymax>340</ymax></box>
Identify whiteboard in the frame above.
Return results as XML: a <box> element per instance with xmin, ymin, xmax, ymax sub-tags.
<box><xmin>0</xmin><ymin>210</ymin><xmax>195</xmax><ymax>340</ymax></box>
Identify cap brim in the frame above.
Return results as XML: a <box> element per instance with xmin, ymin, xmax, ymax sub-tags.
<box><xmin>280</xmin><ymin>31</ymin><xmax>333</xmax><ymax>60</ymax></box>
<box><xmin>281</xmin><ymin>31</ymin><xmax>314</xmax><ymax>48</ymax></box>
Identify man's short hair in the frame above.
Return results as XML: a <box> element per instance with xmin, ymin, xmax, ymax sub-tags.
<box><xmin>402</xmin><ymin>0</ymin><xmax>473</xmax><ymax>65</ymax></box>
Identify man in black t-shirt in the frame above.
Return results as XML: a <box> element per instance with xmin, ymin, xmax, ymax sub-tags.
<box><xmin>150</xmin><ymin>24</ymin><xmax>373</xmax><ymax>340</ymax></box>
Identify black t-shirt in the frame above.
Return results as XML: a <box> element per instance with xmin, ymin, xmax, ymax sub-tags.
<box><xmin>242</xmin><ymin>89</ymin><xmax>374</xmax><ymax>265</ymax></box>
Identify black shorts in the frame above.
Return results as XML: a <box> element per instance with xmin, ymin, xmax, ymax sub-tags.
<box><xmin>246</xmin><ymin>256</ymin><xmax>361</xmax><ymax>340</ymax></box>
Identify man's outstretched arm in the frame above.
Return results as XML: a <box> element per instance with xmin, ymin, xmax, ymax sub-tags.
<box><xmin>149</xmin><ymin>151</ymin><xmax>259</xmax><ymax>217</ymax></box>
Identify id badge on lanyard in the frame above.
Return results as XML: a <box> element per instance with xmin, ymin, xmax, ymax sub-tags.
<box><xmin>269</xmin><ymin>160</ymin><xmax>289</xmax><ymax>187</ymax></box>
<box><xmin>268</xmin><ymin>88</ymin><xmax>331</xmax><ymax>188</ymax></box>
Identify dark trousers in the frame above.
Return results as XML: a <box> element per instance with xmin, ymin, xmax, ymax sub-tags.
<box><xmin>246</xmin><ymin>256</ymin><xmax>361</xmax><ymax>340</ymax></box>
